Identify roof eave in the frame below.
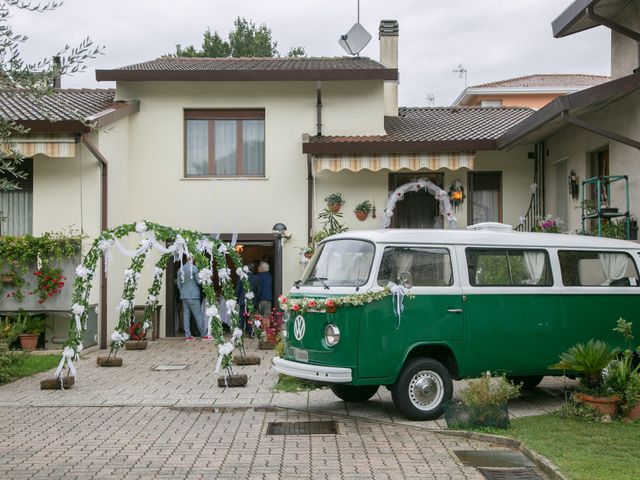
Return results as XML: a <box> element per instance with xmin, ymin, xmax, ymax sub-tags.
<box><xmin>16</xmin><ymin>120</ymin><xmax>91</xmax><ymax>134</ymax></box>
<box><xmin>87</xmin><ymin>100</ymin><xmax>140</xmax><ymax>128</ymax></box>
<box><xmin>303</xmin><ymin>139</ymin><xmax>495</xmax><ymax>155</ymax></box>
<box><xmin>95</xmin><ymin>69</ymin><xmax>399</xmax><ymax>82</ymax></box>
<box><xmin>552</xmin><ymin>0</ymin><xmax>598</xmax><ymax>37</ymax></box>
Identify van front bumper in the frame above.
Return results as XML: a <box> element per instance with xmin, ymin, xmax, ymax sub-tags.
<box><xmin>272</xmin><ymin>357</ymin><xmax>352</xmax><ymax>383</ymax></box>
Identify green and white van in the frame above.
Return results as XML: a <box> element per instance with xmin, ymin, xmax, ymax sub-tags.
<box><xmin>273</xmin><ymin>225</ymin><xmax>640</xmax><ymax>420</ymax></box>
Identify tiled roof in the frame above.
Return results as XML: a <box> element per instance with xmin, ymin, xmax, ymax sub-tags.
<box><xmin>109</xmin><ymin>56</ymin><xmax>389</xmax><ymax>72</ymax></box>
<box><xmin>0</xmin><ymin>88</ymin><xmax>116</xmax><ymax>122</ymax></box>
<box><xmin>96</xmin><ymin>57</ymin><xmax>397</xmax><ymax>81</ymax></box>
<box><xmin>308</xmin><ymin>107</ymin><xmax>534</xmax><ymax>145</ymax></box>
<box><xmin>471</xmin><ymin>74</ymin><xmax>610</xmax><ymax>89</ymax></box>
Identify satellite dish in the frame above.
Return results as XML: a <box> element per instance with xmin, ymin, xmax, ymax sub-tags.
<box><xmin>339</xmin><ymin>22</ymin><xmax>372</xmax><ymax>56</ymax></box>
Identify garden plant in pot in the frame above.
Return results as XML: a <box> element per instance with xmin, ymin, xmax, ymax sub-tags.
<box><xmin>15</xmin><ymin>312</ymin><xmax>45</xmax><ymax>352</ymax></box>
<box><xmin>445</xmin><ymin>372</ymin><xmax>521</xmax><ymax>429</ymax></box>
<box><xmin>354</xmin><ymin>200</ymin><xmax>372</xmax><ymax>221</ymax></box>
<box><xmin>551</xmin><ymin>339</ymin><xmax>619</xmax><ymax>416</ymax></box>
<box><xmin>604</xmin><ymin>319</ymin><xmax>640</xmax><ymax>419</ymax></box>
<box><xmin>324</xmin><ymin>192</ymin><xmax>345</xmax><ymax>213</ymax></box>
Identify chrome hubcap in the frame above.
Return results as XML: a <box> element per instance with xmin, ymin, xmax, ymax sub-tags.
<box><xmin>409</xmin><ymin>370</ymin><xmax>444</xmax><ymax>411</ymax></box>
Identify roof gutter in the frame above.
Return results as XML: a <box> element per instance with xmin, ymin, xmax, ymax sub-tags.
<box><xmin>80</xmin><ymin>135</ymin><xmax>109</xmax><ymax>350</ymax></box>
<box><xmin>585</xmin><ymin>5</ymin><xmax>640</xmax><ymax>42</ymax></box>
<box><xmin>561</xmin><ymin>111</ymin><xmax>640</xmax><ymax>150</ymax></box>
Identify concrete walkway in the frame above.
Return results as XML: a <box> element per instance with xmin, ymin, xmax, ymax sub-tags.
<box><xmin>0</xmin><ymin>338</ymin><xmax>569</xmax><ymax>479</ymax></box>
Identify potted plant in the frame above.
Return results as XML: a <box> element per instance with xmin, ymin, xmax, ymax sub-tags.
<box><xmin>551</xmin><ymin>339</ymin><xmax>619</xmax><ymax>416</ymax></box>
<box><xmin>605</xmin><ymin>319</ymin><xmax>640</xmax><ymax>419</ymax></box>
<box><xmin>445</xmin><ymin>372</ymin><xmax>521</xmax><ymax>429</ymax></box>
<box><xmin>257</xmin><ymin>309</ymin><xmax>284</xmax><ymax>349</ymax></box>
<box><xmin>354</xmin><ymin>200</ymin><xmax>372</xmax><ymax>221</ymax></box>
<box><xmin>125</xmin><ymin>319</ymin><xmax>148</xmax><ymax>350</ymax></box>
<box><xmin>581</xmin><ymin>199</ymin><xmax>596</xmax><ymax>217</ymax></box>
<box><xmin>324</xmin><ymin>192</ymin><xmax>345</xmax><ymax>213</ymax></box>
<box><xmin>15</xmin><ymin>312</ymin><xmax>45</xmax><ymax>352</ymax></box>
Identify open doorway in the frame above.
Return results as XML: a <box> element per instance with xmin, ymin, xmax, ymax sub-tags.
<box><xmin>388</xmin><ymin>172</ymin><xmax>444</xmax><ymax>228</ymax></box>
<box><xmin>164</xmin><ymin>235</ymin><xmax>276</xmax><ymax>337</ymax></box>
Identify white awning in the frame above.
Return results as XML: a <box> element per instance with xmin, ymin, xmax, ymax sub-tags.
<box><xmin>313</xmin><ymin>152</ymin><xmax>475</xmax><ymax>173</ymax></box>
<box><xmin>8</xmin><ymin>134</ymin><xmax>76</xmax><ymax>158</ymax></box>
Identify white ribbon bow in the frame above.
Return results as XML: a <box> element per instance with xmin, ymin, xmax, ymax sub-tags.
<box><xmin>55</xmin><ymin>346</ymin><xmax>78</xmax><ymax>384</ymax></box>
<box><xmin>215</xmin><ymin>341</ymin><xmax>234</xmax><ymax>373</ymax></box>
<box><xmin>231</xmin><ymin>327</ymin><xmax>243</xmax><ymax>345</ymax></box>
<box><xmin>387</xmin><ymin>282</ymin><xmax>408</xmax><ymax>329</ymax></box>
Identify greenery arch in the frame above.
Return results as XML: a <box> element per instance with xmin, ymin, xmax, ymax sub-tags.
<box><xmin>56</xmin><ymin>221</ymin><xmax>261</xmax><ymax>385</ymax></box>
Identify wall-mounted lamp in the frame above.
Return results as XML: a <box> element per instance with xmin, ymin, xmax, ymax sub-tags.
<box><xmin>568</xmin><ymin>170</ymin><xmax>579</xmax><ymax>200</ymax></box>
<box><xmin>448</xmin><ymin>179</ymin><xmax>465</xmax><ymax>211</ymax></box>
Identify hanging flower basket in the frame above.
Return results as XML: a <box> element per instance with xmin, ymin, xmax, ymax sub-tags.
<box><xmin>97</xmin><ymin>356</ymin><xmax>123</xmax><ymax>367</ymax></box>
<box><xmin>217</xmin><ymin>373</ymin><xmax>247</xmax><ymax>388</ymax></box>
<box><xmin>355</xmin><ymin>210</ymin><xmax>368</xmax><ymax>221</ymax></box>
<box><xmin>40</xmin><ymin>376</ymin><xmax>75</xmax><ymax>390</ymax></box>
<box><xmin>125</xmin><ymin>340</ymin><xmax>148</xmax><ymax>350</ymax></box>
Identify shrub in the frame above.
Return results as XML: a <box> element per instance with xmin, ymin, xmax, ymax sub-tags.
<box><xmin>461</xmin><ymin>372</ymin><xmax>522</xmax><ymax>408</ymax></box>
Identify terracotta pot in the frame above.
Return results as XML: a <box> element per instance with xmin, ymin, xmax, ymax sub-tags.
<box><xmin>303</xmin><ymin>252</ymin><xmax>313</xmax><ymax>259</ymax></box>
<box><xmin>217</xmin><ymin>374</ymin><xmax>247</xmax><ymax>388</ymax></box>
<box><xmin>574</xmin><ymin>391</ymin><xmax>620</xmax><ymax>416</ymax></box>
<box><xmin>328</xmin><ymin>203</ymin><xmax>341</xmax><ymax>213</ymax></box>
<box><xmin>355</xmin><ymin>210</ymin><xmax>368</xmax><ymax>221</ymax></box>
<box><xmin>19</xmin><ymin>334</ymin><xmax>39</xmax><ymax>352</ymax></box>
<box><xmin>97</xmin><ymin>356</ymin><xmax>123</xmax><ymax>367</ymax></box>
<box><xmin>626</xmin><ymin>402</ymin><xmax>640</xmax><ymax>420</ymax></box>
<box><xmin>125</xmin><ymin>340</ymin><xmax>148</xmax><ymax>350</ymax></box>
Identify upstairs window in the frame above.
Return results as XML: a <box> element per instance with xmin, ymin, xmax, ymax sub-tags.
<box><xmin>185</xmin><ymin>110</ymin><xmax>265</xmax><ymax>177</ymax></box>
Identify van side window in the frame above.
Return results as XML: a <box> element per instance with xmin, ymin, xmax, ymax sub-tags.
<box><xmin>377</xmin><ymin>247</ymin><xmax>453</xmax><ymax>287</ymax></box>
<box><xmin>558</xmin><ymin>250</ymin><xmax>639</xmax><ymax>286</ymax></box>
<box><xmin>466</xmin><ymin>249</ymin><xmax>552</xmax><ymax>286</ymax></box>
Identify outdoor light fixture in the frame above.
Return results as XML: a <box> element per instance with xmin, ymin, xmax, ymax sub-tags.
<box><xmin>448</xmin><ymin>179</ymin><xmax>465</xmax><ymax>210</ymax></box>
<box><xmin>568</xmin><ymin>171</ymin><xmax>579</xmax><ymax>200</ymax></box>
<box><xmin>272</xmin><ymin>223</ymin><xmax>288</xmax><ymax>237</ymax></box>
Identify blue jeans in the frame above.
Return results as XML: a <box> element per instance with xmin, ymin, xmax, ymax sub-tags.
<box><xmin>182</xmin><ymin>298</ymin><xmax>206</xmax><ymax>337</ymax></box>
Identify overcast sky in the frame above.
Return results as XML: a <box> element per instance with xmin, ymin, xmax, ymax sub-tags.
<box><xmin>12</xmin><ymin>0</ymin><xmax>611</xmax><ymax>106</ymax></box>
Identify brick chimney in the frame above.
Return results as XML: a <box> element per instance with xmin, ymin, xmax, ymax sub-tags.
<box><xmin>379</xmin><ymin>20</ymin><xmax>399</xmax><ymax>116</ymax></box>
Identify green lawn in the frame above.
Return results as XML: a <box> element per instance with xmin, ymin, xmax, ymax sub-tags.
<box><xmin>0</xmin><ymin>354</ymin><xmax>59</xmax><ymax>385</ymax></box>
<box><xmin>482</xmin><ymin>414</ymin><xmax>640</xmax><ymax>480</ymax></box>
<box><xmin>273</xmin><ymin>374</ymin><xmax>326</xmax><ymax>393</ymax></box>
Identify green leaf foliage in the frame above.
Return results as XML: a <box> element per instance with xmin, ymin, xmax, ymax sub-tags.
<box><xmin>551</xmin><ymin>339</ymin><xmax>618</xmax><ymax>391</ymax></box>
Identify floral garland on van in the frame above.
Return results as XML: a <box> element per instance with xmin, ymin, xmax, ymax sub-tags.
<box><xmin>278</xmin><ymin>285</ymin><xmax>413</xmax><ymax>314</ymax></box>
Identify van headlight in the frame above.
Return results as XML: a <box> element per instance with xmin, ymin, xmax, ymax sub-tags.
<box><xmin>324</xmin><ymin>324</ymin><xmax>340</xmax><ymax>347</ymax></box>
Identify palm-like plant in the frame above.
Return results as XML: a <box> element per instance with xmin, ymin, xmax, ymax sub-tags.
<box><xmin>551</xmin><ymin>339</ymin><xmax>618</xmax><ymax>391</ymax></box>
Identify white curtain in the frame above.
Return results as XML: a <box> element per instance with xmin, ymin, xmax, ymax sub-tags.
<box><xmin>523</xmin><ymin>251</ymin><xmax>545</xmax><ymax>284</ymax></box>
<box><xmin>0</xmin><ymin>189</ymin><xmax>32</xmax><ymax>236</ymax></box>
<box><xmin>472</xmin><ymin>191</ymin><xmax>499</xmax><ymax>223</ymax></box>
<box><xmin>243</xmin><ymin>120</ymin><xmax>264</xmax><ymax>176</ymax></box>
<box><xmin>599</xmin><ymin>253</ymin><xmax>628</xmax><ymax>284</ymax></box>
<box><xmin>186</xmin><ymin>120</ymin><xmax>208</xmax><ymax>175</ymax></box>
<box><xmin>215</xmin><ymin>120</ymin><xmax>237</xmax><ymax>175</ymax></box>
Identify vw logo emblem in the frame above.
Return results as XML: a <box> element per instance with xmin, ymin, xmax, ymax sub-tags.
<box><xmin>293</xmin><ymin>315</ymin><xmax>306</xmax><ymax>341</ymax></box>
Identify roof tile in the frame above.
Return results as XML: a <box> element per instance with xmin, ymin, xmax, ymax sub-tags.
<box><xmin>471</xmin><ymin>73</ymin><xmax>610</xmax><ymax>89</ymax></box>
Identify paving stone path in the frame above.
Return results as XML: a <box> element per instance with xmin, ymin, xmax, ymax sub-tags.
<box><xmin>0</xmin><ymin>338</ymin><xmax>568</xmax><ymax>479</ymax></box>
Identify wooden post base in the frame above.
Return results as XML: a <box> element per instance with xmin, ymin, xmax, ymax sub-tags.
<box><xmin>233</xmin><ymin>355</ymin><xmax>261</xmax><ymax>366</ymax></box>
<box><xmin>97</xmin><ymin>356</ymin><xmax>123</xmax><ymax>367</ymax></box>
<box><xmin>258</xmin><ymin>341</ymin><xmax>275</xmax><ymax>350</ymax></box>
<box><xmin>40</xmin><ymin>376</ymin><xmax>75</xmax><ymax>390</ymax></box>
<box><xmin>125</xmin><ymin>340</ymin><xmax>148</xmax><ymax>350</ymax></box>
<box><xmin>217</xmin><ymin>374</ymin><xmax>248</xmax><ymax>388</ymax></box>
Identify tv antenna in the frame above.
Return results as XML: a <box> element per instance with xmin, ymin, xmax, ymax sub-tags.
<box><xmin>338</xmin><ymin>0</ymin><xmax>372</xmax><ymax>56</ymax></box>
<box><xmin>426</xmin><ymin>93</ymin><xmax>435</xmax><ymax>107</ymax></box>
<box><xmin>453</xmin><ymin>64</ymin><xmax>468</xmax><ymax>88</ymax></box>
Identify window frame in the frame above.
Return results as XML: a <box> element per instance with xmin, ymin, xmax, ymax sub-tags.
<box><xmin>558</xmin><ymin>249</ymin><xmax>639</xmax><ymax>287</ymax></box>
<box><xmin>467</xmin><ymin>171</ymin><xmax>503</xmax><ymax>225</ymax></box>
<box><xmin>465</xmin><ymin>247</ymin><xmax>554</xmax><ymax>287</ymax></box>
<box><xmin>183</xmin><ymin>109</ymin><xmax>265</xmax><ymax>178</ymax></box>
<box><xmin>376</xmin><ymin>245</ymin><xmax>454</xmax><ymax>287</ymax></box>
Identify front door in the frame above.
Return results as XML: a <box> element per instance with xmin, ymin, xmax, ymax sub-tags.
<box><xmin>389</xmin><ymin>173</ymin><xmax>444</xmax><ymax>228</ymax></box>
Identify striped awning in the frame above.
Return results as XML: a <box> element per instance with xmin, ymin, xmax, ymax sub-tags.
<box><xmin>8</xmin><ymin>134</ymin><xmax>76</xmax><ymax>158</ymax></box>
<box><xmin>313</xmin><ymin>152</ymin><xmax>475</xmax><ymax>173</ymax></box>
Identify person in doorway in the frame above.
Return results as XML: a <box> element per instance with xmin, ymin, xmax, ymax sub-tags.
<box><xmin>236</xmin><ymin>262</ymin><xmax>258</xmax><ymax>334</ymax></box>
<box><xmin>256</xmin><ymin>261</ymin><xmax>273</xmax><ymax>318</ymax></box>
<box><xmin>177</xmin><ymin>256</ymin><xmax>211</xmax><ymax>341</ymax></box>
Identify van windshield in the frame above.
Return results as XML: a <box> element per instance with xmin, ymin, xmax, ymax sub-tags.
<box><xmin>301</xmin><ymin>239</ymin><xmax>375</xmax><ymax>287</ymax></box>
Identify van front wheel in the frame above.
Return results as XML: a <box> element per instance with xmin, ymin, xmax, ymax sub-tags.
<box><xmin>330</xmin><ymin>384</ymin><xmax>379</xmax><ymax>402</ymax></box>
<box><xmin>391</xmin><ymin>358</ymin><xmax>452</xmax><ymax>421</ymax></box>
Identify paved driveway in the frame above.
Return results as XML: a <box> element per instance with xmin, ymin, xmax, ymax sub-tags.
<box><xmin>0</xmin><ymin>339</ymin><xmax>568</xmax><ymax>479</ymax></box>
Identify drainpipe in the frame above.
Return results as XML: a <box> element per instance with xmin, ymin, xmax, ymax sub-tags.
<box><xmin>80</xmin><ymin>135</ymin><xmax>109</xmax><ymax>349</ymax></box>
<box><xmin>307</xmin><ymin>153</ymin><xmax>314</xmax><ymax>243</ymax></box>
<box><xmin>316</xmin><ymin>81</ymin><xmax>322</xmax><ymax>136</ymax></box>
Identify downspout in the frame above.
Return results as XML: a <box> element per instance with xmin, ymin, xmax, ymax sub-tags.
<box><xmin>316</xmin><ymin>80</ymin><xmax>322</xmax><ymax>136</ymax></box>
<box><xmin>80</xmin><ymin>135</ymin><xmax>109</xmax><ymax>349</ymax></box>
<box><xmin>307</xmin><ymin>153</ymin><xmax>314</xmax><ymax>243</ymax></box>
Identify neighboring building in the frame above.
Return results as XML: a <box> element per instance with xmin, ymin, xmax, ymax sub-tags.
<box><xmin>452</xmin><ymin>73</ymin><xmax>610</xmax><ymax>109</ymax></box>
<box><xmin>498</xmin><ymin>0</ymin><xmax>640</xmax><ymax>235</ymax></box>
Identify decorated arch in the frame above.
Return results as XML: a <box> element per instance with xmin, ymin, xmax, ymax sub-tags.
<box><xmin>54</xmin><ymin>221</ymin><xmax>262</xmax><ymax>387</ymax></box>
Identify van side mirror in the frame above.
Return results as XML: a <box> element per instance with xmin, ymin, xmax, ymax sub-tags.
<box><xmin>399</xmin><ymin>271</ymin><xmax>413</xmax><ymax>289</ymax></box>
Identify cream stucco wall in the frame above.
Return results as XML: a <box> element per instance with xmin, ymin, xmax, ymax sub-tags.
<box><xmin>544</xmin><ymin>89</ymin><xmax>640</xmax><ymax>233</ymax></box>
<box><xmin>312</xmin><ymin>146</ymin><xmax>533</xmax><ymax>236</ymax></box>
<box><xmin>611</xmin><ymin>2</ymin><xmax>640</xmax><ymax>78</ymax></box>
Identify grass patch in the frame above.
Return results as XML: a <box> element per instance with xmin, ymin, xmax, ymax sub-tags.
<box><xmin>0</xmin><ymin>354</ymin><xmax>59</xmax><ymax>385</ymax></box>
<box><xmin>468</xmin><ymin>413</ymin><xmax>640</xmax><ymax>480</ymax></box>
<box><xmin>273</xmin><ymin>374</ymin><xmax>326</xmax><ymax>393</ymax></box>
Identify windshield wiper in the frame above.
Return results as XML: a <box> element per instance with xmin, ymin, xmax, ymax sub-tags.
<box><xmin>310</xmin><ymin>276</ymin><xmax>330</xmax><ymax>290</ymax></box>
<box><xmin>293</xmin><ymin>280</ymin><xmax>302</xmax><ymax>289</ymax></box>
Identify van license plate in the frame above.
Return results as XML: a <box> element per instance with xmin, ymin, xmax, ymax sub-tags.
<box><xmin>293</xmin><ymin>348</ymin><xmax>308</xmax><ymax>362</ymax></box>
